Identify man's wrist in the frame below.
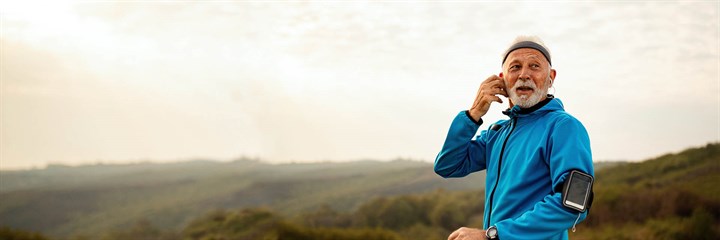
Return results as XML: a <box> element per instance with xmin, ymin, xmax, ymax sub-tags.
<box><xmin>464</xmin><ymin>110</ymin><xmax>483</xmax><ymax>125</ymax></box>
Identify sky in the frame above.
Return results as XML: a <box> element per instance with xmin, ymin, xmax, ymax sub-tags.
<box><xmin>1</xmin><ymin>1</ymin><xmax>718</xmax><ymax>170</ymax></box>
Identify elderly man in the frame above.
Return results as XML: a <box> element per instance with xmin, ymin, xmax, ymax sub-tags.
<box><xmin>434</xmin><ymin>36</ymin><xmax>594</xmax><ymax>240</ymax></box>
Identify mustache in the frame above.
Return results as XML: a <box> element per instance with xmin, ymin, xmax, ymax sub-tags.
<box><xmin>511</xmin><ymin>80</ymin><xmax>537</xmax><ymax>90</ymax></box>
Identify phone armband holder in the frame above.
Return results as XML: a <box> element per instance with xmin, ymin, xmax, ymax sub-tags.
<box><xmin>560</xmin><ymin>170</ymin><xmax>594</xmax><ymax>213</ymax></box>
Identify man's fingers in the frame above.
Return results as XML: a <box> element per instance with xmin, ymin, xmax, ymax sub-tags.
<box><xmin>480</xmin><ymin>78</ymin><xmax>506</xmax><ymax>93</ymax></box>
<box><xmin>482</xmin><ymin>75</ymin><xmax>501</xmax><ymax>83</ymax></box>
<box><xmin>478</xmin><ymin>75</ymin><xmax>504</xmax><ymax>93</ymax></box>
<box><xmin>481</xmin><ymin>88</ymin><xmax>508</xmax><ymax>98</ymax></box>
<box><xmin>486</xmin><ymin>94</ymin><xmax>503</xmax><ymax>104</ymax></box>
<box><xmin>472</xmin><ymin>94</ymin><xmax>502</xmax><ymax>110</ymax></box>
<box><xmin>448</xmin><ymin>228</ymin><xmax>461</xmax><ymax>240</ymax></box>
<box><xmin>484</xmin><ymin>75</ymin><xmax>504</xmax><ymax>83</ymax></box>
<box><xmin>493</xmin><ymin>84</ymin><xmax>509</xmax><ymax>97</ymax></box>
<box><xmin>448</xmin><ymin>227</ymin><xmax>486</xmax><ymax>240</ymax></box>
<box><xmin>478</xmin><ymin>86</ymin><xmax>505</xmax><ymax>103</ymax></box>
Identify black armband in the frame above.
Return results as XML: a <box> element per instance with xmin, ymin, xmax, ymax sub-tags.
<box><xmin>555</xmin><ymin>170</ymin><xmax>594</xmax><ymax>213</ymax></box>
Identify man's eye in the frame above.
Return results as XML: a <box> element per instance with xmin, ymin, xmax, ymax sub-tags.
<box><xmin>510</xmin><ymin>65</ymin><xmax>520</xmax><ymax>69</ymax></box>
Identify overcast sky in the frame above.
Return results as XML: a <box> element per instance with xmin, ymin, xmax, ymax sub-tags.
<box><xmin>1</xmin><ymin>1</ymin><xmax>718</xmax><ymax>170</ymax></box>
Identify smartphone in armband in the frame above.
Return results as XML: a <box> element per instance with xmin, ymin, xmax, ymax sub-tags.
<box><xmin>562</xmin><ymin>170</ymin><xmax>594</xmax><ymax>212</ymax></box>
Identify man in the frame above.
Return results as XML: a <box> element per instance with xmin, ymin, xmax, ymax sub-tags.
<box><xmin>434</xmin><ymin>36</ymin><xmax>594</xmax><ymax>240</ymax></box>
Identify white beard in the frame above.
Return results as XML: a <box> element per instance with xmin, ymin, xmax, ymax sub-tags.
<box><xmin>508</xmin><ymin>78</ymin><xmax>550</xmax><ymax>108</ymax></box>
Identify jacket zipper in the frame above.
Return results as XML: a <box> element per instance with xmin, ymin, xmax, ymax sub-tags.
<box><xmin>486</xmin><ymin>118</ymin><xmax>517</xmax><ymax>228</ymax></box>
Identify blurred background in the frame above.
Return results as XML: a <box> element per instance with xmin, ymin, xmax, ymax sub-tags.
<box><xmin>1</xmin><ymin>1</ymin><xmax>718</xmax><ymax>240</ymax></box>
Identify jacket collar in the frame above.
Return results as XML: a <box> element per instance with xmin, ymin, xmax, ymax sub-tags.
<box><xmin>503</xmin><ymin>94</ymin><xmax>562</xmax><ymax>118</ymax></box>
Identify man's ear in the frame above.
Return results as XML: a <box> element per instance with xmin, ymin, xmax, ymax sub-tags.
<box><xmin>549</xmin><ymin>69</ymin><xmax>557</xmax><ymax>86</ymax></box>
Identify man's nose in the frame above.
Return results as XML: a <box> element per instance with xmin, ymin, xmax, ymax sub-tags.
<box><xmin>518</xmin><ymin>69</ymin><xmax>531</xmax><ymax>81</ymax></box>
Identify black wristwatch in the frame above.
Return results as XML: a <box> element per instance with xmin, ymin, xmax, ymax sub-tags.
<box><xmin>486</xmin><ymin>226</ymin><xmax>499</xmax><ymax>240</ymax></box>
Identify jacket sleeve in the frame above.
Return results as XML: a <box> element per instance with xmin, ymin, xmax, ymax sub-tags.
<box><xmin>494</xmin><ymin>116</ymin><xmax>595</xmax><ymax>239</ymax></box>
<box><xmin>434</xmin><ymin>111</ymin><xmax>488</xmax><ymax>178</ymax></box>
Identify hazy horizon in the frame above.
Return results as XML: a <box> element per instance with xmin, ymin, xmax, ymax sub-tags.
<box><xmin>2</xmin><ymin>2</ymin><xmax>719</xmax><ymax>170</ymax></box>
<box><xmin>2</xmin><ymin>141</ymin><xmax>716</xmax><ymax>171</ymax></box>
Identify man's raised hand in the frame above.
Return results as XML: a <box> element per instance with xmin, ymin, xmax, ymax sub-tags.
<box><xmin>468</xmin><ymin>75</ymin><xmax>508</xmax><ymax>122</ymax></box>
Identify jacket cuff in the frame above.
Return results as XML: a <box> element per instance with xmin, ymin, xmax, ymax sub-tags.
<box><xmin>464</xmin><ymin>110</ymin><xmax>483</xmax><ymax>125</ymax></box>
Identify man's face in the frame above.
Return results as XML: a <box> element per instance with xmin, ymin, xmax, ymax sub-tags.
<box><xmin>501</xmin><ymin>48</ymin><xmax>556</xmax><ymax>108</ymax></box>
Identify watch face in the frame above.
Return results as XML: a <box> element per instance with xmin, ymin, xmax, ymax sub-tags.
<box><xmin>486</xmin><ymin>227</ymin><xmax>498</xmax><ymax>238</ymax></box>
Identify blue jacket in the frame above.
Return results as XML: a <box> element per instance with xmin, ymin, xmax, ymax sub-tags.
<box><xmin>434</xmin><ymin>97</ymin><xmax>594</xmax><ymax>240</ymax></box>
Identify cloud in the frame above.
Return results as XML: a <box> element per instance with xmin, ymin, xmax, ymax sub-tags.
<box><xmin>1</xmin><ymin>2</ymin><xmax>718</xmax><ymax>168</ymax></box>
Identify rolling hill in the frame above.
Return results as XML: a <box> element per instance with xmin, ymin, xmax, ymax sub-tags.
<box><xmin>2</xmin><ymin>142</ymin><xmax>718</xmax><ymax>239</ymax></box>
<box><xmin>0</xmin><ymin>159</ymin><xmax>485</xmax><ymax>237</ymax></box>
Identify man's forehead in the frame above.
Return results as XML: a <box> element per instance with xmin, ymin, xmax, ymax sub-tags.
<box><xmin>506</xmin><ymin>48</ymin><xmax>547</xmax><ymax>62</ymax></box>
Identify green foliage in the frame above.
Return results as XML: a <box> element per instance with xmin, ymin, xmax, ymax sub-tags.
<box><xmin>0</xmin><ymin>227</ymin><xmax>50</xmax><ymax>240</ymax></box>
<box><xmin>396</xmin><ymin>224</ymin><xmax>446</xmax><ymax>240</ymax></box>
<box><xmin>183</xmin><ymin>208</ymin><xmax>280</xmax><ymax>240</ymax></box>
<box><xmin>295</xmin><ymin>205</ymin><xmax>352</xmax><ymax>228</ymax></box>
<box><xmin>570</xmin><ymin>208</ymin><xmax>718</xmax><ymax>240</ymax></box>
<box><xmin>275</xmin><ymin>222</ymin><xmax>401</xmax><ymax>240</ymax></box>
<box><xmin>170</xmin><ymin>189</ymin><xmax>483</xmax><ymax>240</ymax></box>
<box><xmin>584</xmin><ymin>143</ymin><xmax>720</xmax><ymax>226</ymax></box>
<box><xmin>428</xmin><ymin>190</ymin><xmax>484</xmax><ymax>231</ymax></box>
<box><xmin>585</xmin><ymin>187</ymin><xmax>720</xmax><ymax>226</ymax></box>
<box><xmin>182</xmin><ymin>208</ymin><xmax>401</xmax><ymax>240</ymax></box>
<box><xmin>595</xmin><ymin>143</ymin><xmax>719</xmax><ymax>195</ymax></box>
<box><xmin>99</xmin><ymin>219</ymin><xmax>179</xmax><ymax>240</ymax></box>
<box><xmin>351</xmin><ymin>189</ymin><xmax>483</xmax><ymax>232</ymax></box>
<box><xmin>354</xmin><ymin>196</ymin><xmax>427</xmax><ymax>229</ymax></box>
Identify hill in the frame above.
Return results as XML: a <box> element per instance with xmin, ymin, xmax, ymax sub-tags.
<box><xmin>2</xmin><ymin>142</ymin><xmax>718</xmax><ymax>239</ymax></box>
<box><xmin>0</xmin><ymin>159</ymin><xmax>485</xmax><ymax>237</ymax></box>
<box><xmin>574</xmin><ymin>143</ymin><xmax>720</xmax><ymax>239</ymax></box>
